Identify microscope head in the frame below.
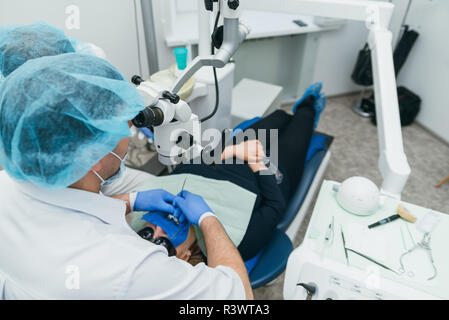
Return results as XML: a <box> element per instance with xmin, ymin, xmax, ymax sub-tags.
<box><xmin>131</xmin><ymin>77</ymin><xmax>202</xmax><ymax>165</ymax></box>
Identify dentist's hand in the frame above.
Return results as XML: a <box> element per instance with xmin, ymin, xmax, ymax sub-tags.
<box><xmin>133</xmin><ymin>189</ymin><xmax>176</xmax><ymax>214</ymax></box>
<box><xmin>173</xmin><ymin>190</ymin><xmax>216</xmax><ymax>227</ymax></box>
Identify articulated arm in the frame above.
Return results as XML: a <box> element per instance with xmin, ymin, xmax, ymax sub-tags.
<box><xmin>368</xmin><ymin>29</ymin><xmax>410</xmax><ymax>197</ymax></box>
<box><xmin>171</xmin><ymin>3</ymin><xmax>250</xmax><ymax>94</ymax></box>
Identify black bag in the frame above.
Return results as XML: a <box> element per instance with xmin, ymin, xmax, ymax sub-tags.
<box><xmin>393</xmin><ymin>27</ymin><xmax>419</xmax><ymax>75</ymax></box>
<box><xmin>351</xmin><ymin>44</ymin><xmax>373</xmax><ymax>86</ymax></box>
<box><xmin>352</xmin><ymin>28</ymin><xmax>419</xmax><ymax>87</ymax></box>
<box><xmin>368</xmin><ymin>86</ymin><xmax>421</xmax><ymax>127</ymax></box>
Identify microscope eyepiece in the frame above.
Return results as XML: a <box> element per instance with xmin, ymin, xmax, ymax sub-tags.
<box><xmin>131</xmin><ymin>75</ymin><xmax>144</xmax><ymax>86</ymax></box>
<box><xmin>162</xmin><ymin>91</ymin><xmax>180</xmax><ymax>104</ymax></box>
<box><xmin>228</xmin><ymin>0</ymin><xmax>239</xmax><ymax>10</ymax></box>
<box><xmin>132</xmin><ymin>106</ymin><xmax>164</xmax><ymax>128</ymax></box>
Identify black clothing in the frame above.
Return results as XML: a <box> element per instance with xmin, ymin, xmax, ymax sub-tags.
<box><xmin>172</xmin><ymin>96</ymin><xmax>316</xmax><ymax>260</ymax></box>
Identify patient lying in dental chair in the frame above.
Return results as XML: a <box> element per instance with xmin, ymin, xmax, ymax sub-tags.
<box><xmin>127</xmin><ymin>83</ymin><xmax>326</xmax><ymax>265</ymax></box>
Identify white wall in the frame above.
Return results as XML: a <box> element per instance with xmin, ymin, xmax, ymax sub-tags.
<box><xmin>396</xmin><ymin>0</ymin><xmax>449</xmax><ymax>143</ymax></box>
<box><xmin>151</xmin><ymin>0</ymin><xmax>178</xmax><ymax>71</ymax></box>
<box><xmin>310</xmin><ymin>0</ymin><xmax>410</xmax><ymax>96</ymax></box>
<box><xmin>150</xmin><ymin>0</ymin><xmax>408</xmax><ymax>98</ymax></box>
<box><xmin>0</xmin><ymin>0</ymin><xmax>150</xmax><ymax>80</ymax></box>
<box><xmin>150</xmin><ymin>0</ymin><xmax>351</xmax><ymax>101</ymax></box>
<box><xmin>311</xmin><ymin>20</ymin><xmax>370</xmax><ymax>96</ymax></box>
<box><xmin>310</xmin><ymin>0</ymin><xmax>449</xmax><ymax>143</ymax></box>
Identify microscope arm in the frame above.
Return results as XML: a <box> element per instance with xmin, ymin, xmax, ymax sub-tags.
<box><xmin>171</xmin><ymin>2</ymin><xmax>249</xmax><ymax>94</ymax></box>
<box><xmin>171</xmin><ymin>55</ymin><xmax>223</xmax><ymax>94</ymax></box>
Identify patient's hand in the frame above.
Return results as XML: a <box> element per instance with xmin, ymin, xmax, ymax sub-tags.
<box><xmin>221</xmin><ymin>140</ymin><xmax>268</xmax><ymax>172</ymax></box>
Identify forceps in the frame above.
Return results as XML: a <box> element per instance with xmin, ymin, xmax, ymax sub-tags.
<box><xmin>399</xmin><ymin>232</ymin><xmax>438</xmax><ymax>280</ymax></box>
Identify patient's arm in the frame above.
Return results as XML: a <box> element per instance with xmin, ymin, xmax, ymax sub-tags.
<box><xmin>221</xmin><ymin>141</ymin><xmax>287</xmax><ymax>260</ymax></box>
<box><xmin>238</xmin><ymin>170</ymin><xmax>286</xmax><ymax>260</ymax></box>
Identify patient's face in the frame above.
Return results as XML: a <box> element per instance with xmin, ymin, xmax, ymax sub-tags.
<box><xmin>145</xmin><ymin>222</ymin><xmax>196</xmax><ymax>262</ymax></box>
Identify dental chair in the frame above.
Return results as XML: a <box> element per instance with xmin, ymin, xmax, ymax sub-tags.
<box><xmin>136</xmin><ymin>116</ymin><xmax>333</xmax><ymax>289</ymax></box>
<box><xmin>233</xmin><ymin>118</ymin><xmax>333</xmax><ymax>289</ymax></box>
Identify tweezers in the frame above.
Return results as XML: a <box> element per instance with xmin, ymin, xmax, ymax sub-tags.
<box><xmin>346</xmin><ymin>248</ymin><xmax>400</xmax><ymax>275</ymax></box>
<box><xmin>340</xmin><ymin>226</ymin><xmax>349</xmax><ymax>265</ymax></box>
<box><xmin>341</xmin><ymin>226</ymin><xmax>399</xmax><ymax>275</ymax></box>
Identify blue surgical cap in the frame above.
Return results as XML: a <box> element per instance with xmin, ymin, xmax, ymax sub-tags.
<box><xmin>0</xmin><ymin>53</ymin><xmax>145</xmax><ymax>189</ymax></box>
<box><xmin>0</xmin><ymin>22</ymin><xmax>76</xmax><ymax>78</ymax></box>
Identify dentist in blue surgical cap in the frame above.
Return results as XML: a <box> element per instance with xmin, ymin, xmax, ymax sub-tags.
<box><xmin>0</xmin><ymin>22</ymin><xmax>107</xmax><ymax>80</ymax></box>
<box><xmin>0</xmin><ymin>32</ymin><xmax>252</xmax><ymax>299</ymax></box>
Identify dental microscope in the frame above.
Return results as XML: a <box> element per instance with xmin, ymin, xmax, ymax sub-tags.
<box><xmin>132</xmin><ymin>0</ymin><xmax>250</xmax><ymax>166</ymax></box>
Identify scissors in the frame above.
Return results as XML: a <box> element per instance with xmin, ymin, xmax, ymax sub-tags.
<box><xmin>167</xmin><ymin>177</ymin><xmax>187</xmax><ymax>226</ymax></box>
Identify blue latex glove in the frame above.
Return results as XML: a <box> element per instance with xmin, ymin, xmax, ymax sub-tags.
<box><xmin>141</xmin><ymin>211</ymin><xmax>190</xmax><ymax>247</ymax></box>
<box><xmin>173</xmin><ymin>190</ymin><xmax>214</xmax><ymax>227</ymax></box>
<box><xmin>139</xmin><ymin>127</ymin><xmax>154</xmax><ymax>140</ymax></box>
<box><xmin>134</xmin><ymin>189</ymin><xmax>176</xmax><ymax>214</ymax></box>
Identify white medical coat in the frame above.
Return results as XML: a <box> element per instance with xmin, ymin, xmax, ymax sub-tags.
<box><xmin>0</xmin><ymin>170</ymin><xmax>245</xmax><ymax>299</ymax></box>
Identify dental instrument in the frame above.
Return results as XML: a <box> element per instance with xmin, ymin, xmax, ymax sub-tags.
<box><xmin>167</xmin><ymin>178</ymin><xmax>188</xmax><ymax>226</ymax></box>
<box><xmin>180</xmin><ymin>177</ymin><xmax>187</xmax><ymax>192</ymax></box>
<box><xmin>324</xmin><ymin>216</ymin><xmax>334</xmax><ymax>245</ymax></box>
<box><xmin>320</xmin><ymin>216</ymin><xmax>335</xmax><ymax>258</ymax></box>
<box><xmin>398</xmin><ymin>211</ymin><xmax>441</xmax><ymax>281</ymax></box>
<box><xmin>399</xmin><ymin>233</ymin><xmax>437</xmax><ymax>280</ymax></box>
<box><xmin>340</xmin><ymin>226</ymin><xmax>349</xmax><ymax>266</ymax></box>
<box><xmin>167</xmin><ymin>214</ymin><xmax>180</xmax><ymax>226</ymax></box>
<box><xmin>262</xmin><ymin>158</ymin><xmax>284</xmax><ymax>184</ymax></box>
<box><xmin>346</xmin><ymin>248</ymin><xmax>400</xmax><ymax>275</ymax></box>
<box><xmin>341</xmin><ymin>225</ymin><xmax>399</xmax><ymax>274</ymax></box>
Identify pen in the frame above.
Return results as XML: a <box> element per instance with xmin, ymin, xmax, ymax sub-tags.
<box><xmin>368</xmin><ymin>214</ymin><xmax>401</xmax><ymax>229</ymax></box>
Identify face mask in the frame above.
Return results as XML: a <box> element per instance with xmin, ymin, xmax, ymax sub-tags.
<box><xmin>92</xmin><ymin>151</ymin><xmax>127</xmax><ymax>187</ymax></box>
